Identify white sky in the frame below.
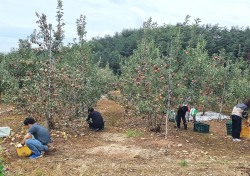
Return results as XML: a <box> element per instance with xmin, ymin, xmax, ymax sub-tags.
<box><xmin>0</xmin><ymin>0</ymin><xmax>250</xmax><ymax>53</ymax></box>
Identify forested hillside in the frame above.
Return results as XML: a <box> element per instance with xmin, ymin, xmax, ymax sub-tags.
<box><xmin>90</xmin><ymin>16</ymin><xmax>250</xmax><ymax>74</ymax></box>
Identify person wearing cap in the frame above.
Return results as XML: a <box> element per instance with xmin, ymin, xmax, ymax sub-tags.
<box><xmin>86</xmin><ymin>108</ymin><xmax>104</xmax><ymax>131</ymax></box>
<box><xmin>231</xmin><ymin>99</ymin><xmax>250</xmax><ymax>142</ymax></box>
<box><xmin>21</xmin><ymin>117</ymin><xmax>51</xmax><ymax>159</ymax></box>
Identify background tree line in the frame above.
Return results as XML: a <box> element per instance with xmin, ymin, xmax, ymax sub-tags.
<box><xmin>89</xmin><ymin>16</ymin><xmax>250</xmax><ymax>75</ymax></box>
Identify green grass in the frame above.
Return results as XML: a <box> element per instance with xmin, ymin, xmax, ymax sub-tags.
<box><xmin>126</xmin><ymin>130</ymin><xmax>143</xmax><ymax>138</ymax></box>
<box><xmin>35</xmin><ymin>169</ymin><xmax>45</xmax><ymax>176</ymax></box>
<box><xmin>0</xmin><ymin>144</ymin><xmax>6</xmax><ymax>176</ymax></box>
<box><xmin>179</xmin><ymin>160</ymin><xmax>188</xmax><ymax>167</ymax></box>
<box><xmin>0</xmin><ymin>157</ymin><xmax>4</xmax><ymax>176</ymax></box>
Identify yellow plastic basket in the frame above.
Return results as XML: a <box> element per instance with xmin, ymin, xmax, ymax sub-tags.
<box><xmin>16</xmin><ymin>145</ymin><xmax>32</xmax><ymax>157</ymax></box>
<box><xmin>240</xmin><ymin>126</ymin><xmax>250</xmax><ymax>138</ymax></box>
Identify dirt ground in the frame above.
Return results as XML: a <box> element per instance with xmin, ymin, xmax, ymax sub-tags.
<box><xmin>1</xmin><ymin>92</ymin><xmax>250</xmax><ymax>176</ymax></box>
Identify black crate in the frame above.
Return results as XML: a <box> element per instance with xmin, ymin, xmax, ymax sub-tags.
<box><xmin>226</xmin><ymin>120</ymin><xmax>232</xmax><ymax>135</ymax></box>
<box><xmin>193</xmin><ymin>122</ymin><xmax>210</xmax><ymax>133</ymax></box>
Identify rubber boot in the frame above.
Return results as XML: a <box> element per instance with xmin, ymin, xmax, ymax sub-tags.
<box><xmin>184</xmin><ymin>124</ymin><xmax>187</xmax><ymax>130</ymax></box>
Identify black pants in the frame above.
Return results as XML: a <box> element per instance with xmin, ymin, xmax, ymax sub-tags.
<box><xmin>231</xmin><ymin>115</ymin><xmax>242</xmax><ymax>139</ymax></box>
<box><xmin>89</xmin><ymin>123</ymin><xmax>104</xmax><ymax>130</ymax></box>
<box><xmin>176</xmin><ymin>115</ymin><xmax>187</xmax><ymax>129</ymax></box>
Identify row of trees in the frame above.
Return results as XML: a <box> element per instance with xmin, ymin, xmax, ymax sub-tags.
<box><xmin>0</xmin><ymin>0</ymin><xmax>116</xmax><ymax>130</ymax></box>
<box><xmin>119</xmin><ymin>18</ymin><xmax>250</xmax><ymax>135</ymax></box>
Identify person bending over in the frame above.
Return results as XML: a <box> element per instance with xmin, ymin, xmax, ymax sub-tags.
<box><xmin>231</xmin><ymin>99</ymin><xmax>250</xmax><ymax>142</ymax></box>
<box><xmin>176</xmin><ymin>104</ymin><xmax>189</xmax><ymax>129</ymax></box>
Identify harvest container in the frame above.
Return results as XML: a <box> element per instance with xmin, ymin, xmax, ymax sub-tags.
<box><xmin>240</xmin><ymin>125</ymin><xmax>250</xmax><ymax>138</ymax></box>
<box><xmin>193</xmin><ymin>122</ymin><xmax>210</xmax><ymax>133</ymax></box>
<box><xmin>226</xmin><ymin>120</ymin><xmax>232</xmax><ymax>135</ymax></box>
<box><xmin>16</xmin><ymin>145</ymin><xmax>32</xmax><ymax>157</ymax></box>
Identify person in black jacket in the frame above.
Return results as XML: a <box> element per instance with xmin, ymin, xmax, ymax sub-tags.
<box><xmin>86</xmin><ymin>108</ymin><xmax>104</xmax><ymax>131</ymax></box>
<box><xmin>175</xmin><ymin>104</ymin><xmax>189</xmax><ymax>129</ymax></box>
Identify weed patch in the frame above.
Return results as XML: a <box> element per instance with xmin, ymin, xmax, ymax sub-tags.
<box><xmin>126</xmin><ymin>130</ymin><xmax>143</xmax><ymax>138</ymax></box>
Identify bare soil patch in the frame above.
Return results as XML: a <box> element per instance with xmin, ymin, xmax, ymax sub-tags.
<box><xmin>1</xmin><ymin>96</ymin><xmax>250</xmax><ymax>176</ymax></box>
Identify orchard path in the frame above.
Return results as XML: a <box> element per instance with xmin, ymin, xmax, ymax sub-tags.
<box><xmin>1</xmin><ymin>93</ymin><xmax>250</xmax><ymax>175</ymax></box>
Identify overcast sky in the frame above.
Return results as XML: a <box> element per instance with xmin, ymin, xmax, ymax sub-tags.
<box><xmin>0</xmin><ymin>0</ymin><xmax>250</xmax><ymax>53</ymax></box>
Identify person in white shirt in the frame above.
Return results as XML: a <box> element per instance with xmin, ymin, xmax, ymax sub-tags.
<box><xmin>231</xmin><ymin>99</ymin><xmax>250</xmax><ymax>142</ymax></box>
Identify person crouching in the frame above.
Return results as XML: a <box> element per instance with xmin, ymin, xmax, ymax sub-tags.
<box><xmin>21</xmin><ymin>117</ymin><xmax>51</xmax><ymax>159</ymax></box>
<box><xmin>86</xmin><ymin>108</ymin><xmax>104</xmax><ymax>131</ymax></box>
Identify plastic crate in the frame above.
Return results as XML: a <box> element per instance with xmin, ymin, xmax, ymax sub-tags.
<box><xmin>240</xmin><ymin>126</ymin><xmax>250</xmax><ymax>138</ymax></box>
<box><xmin>193</xmin><ymin>122</ymin><xmax>210</xmax><ymax>133</ymax></box>
<box><xmin>226</xmin><ymin>120</ymin><xmax>232</xmax><ymax>135</ymax></box>
<box><xmin>168</xmin><ymin>110</ymin><xmax>176</xmax><ymax>122</ymax></box>
<box><xmin>168</xmin><ymin>115</ymin><xmax>176</xmax><ymax>122</ymax></box>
